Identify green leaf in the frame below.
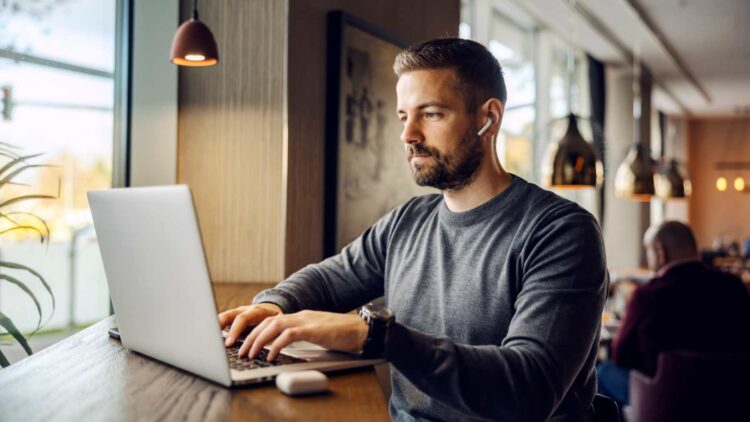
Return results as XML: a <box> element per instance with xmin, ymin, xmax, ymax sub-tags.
<box><xmin>0</xmin><ymin>153</ymin><xmax>44</xmax><ymax>178</ymax></box>
<box><xmin>0</xmin><ymin>349</ymin><xmax>10</xmax><ymax>367</ymax></box>
<box><xmin>0</xmin><ymin>310</ymin><xmax>33</xmax><ymax>356</ymax></box>
<box><xmin>0</xmin><ymin>225</ymin><xmax>46</xmax><ymax>241</ymax></box>
<box><xmin>0</xmin><ymin>274</ymin><xmax>42</xmax><ymax>331</ymax></box>
<box><xmin>0</xmin><ymin>153</ymin><xmax>20</xmax><ymax>162</ymax></box>
<box><xmin>0</xmin><ymin>193</ymin><xmax>58</xmax><ymax>209</ymax></box>
<box><xmin>0</xmin><ymin>261</ymin><xmax>55</xmax><ymax>326</ymax></box>
<box><xmin>1</xmin><ymin>211</ymin><xmax>51</xmax><ymax>242</ymax></box>
<box><xmin>0</xmin><ymin>163</ymin><xmax>51</xmax><ymax>189</ymax></box>
<box><xmin>0</xmin><ymin>149</ymin><xmax>20</xmax><ymax>159</ymax></box>
<box><xmin>0</xmin><ymin>141</ymin><xmax>21</xmax><ymax>149</ymax></box>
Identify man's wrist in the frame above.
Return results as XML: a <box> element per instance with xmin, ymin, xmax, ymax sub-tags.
<box><xmin>257</xmin><ymin>302</ymin><xmax>284</xmax><ymax>314</ymax></box>
<box><xmin>358</xmin><ymin>302</ymin><xmax>395</xmax><ymax>359</ymax></box>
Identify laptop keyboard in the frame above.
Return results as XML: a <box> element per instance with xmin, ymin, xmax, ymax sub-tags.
<box><xmin>226</xmin><ymin>343</ymin><xmax>304</xmax><ymax>370</ymax></box>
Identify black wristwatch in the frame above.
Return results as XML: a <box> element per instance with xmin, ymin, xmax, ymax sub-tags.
<box><xmin>358</xmin><ymin>301</ymin><xmax>395</xmax><ymax>359</ymax></box>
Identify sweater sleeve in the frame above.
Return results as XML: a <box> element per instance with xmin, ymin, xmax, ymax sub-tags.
<box><xmin>252</xmin><ymin>204</ymin><xmax>403</xmax><ymax>313</ymax></box>
<box><xmin>383</xmin><ymin>210</ymin><xmax>608</xmax><ymax>421</ymax></box>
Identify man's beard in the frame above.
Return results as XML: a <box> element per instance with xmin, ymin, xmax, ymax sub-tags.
<box><xmin>406</xmin><ymin>128</ymin><xmax>484</xmax><ymax>191</ymax></box>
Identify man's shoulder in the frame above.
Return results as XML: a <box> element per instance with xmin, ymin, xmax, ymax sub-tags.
<box><xmin>513</xmin><ymin>178</ymin><xmax>599</xmax><ymax>230</ymax></box>
<box><xmin>640</xmin><ymin>262</ymin><xmax>743</xmax><ymax>298</ymax></box>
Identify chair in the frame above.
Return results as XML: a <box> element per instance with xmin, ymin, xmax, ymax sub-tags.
<box><xmin>592</xmin><ymin>393</ymin><xmax>620</xmax><ymax>422</ymax></box>
<box><xmin>629</xmin><ymin>350</ymin><xmax>750</xmax><ymax>422</ymax></box>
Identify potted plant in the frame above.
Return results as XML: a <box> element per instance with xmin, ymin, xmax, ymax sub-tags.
<box><xmin>0</xmin><ymin>141</ymin><xmax>58</xmax><ymax>367</ymax></box>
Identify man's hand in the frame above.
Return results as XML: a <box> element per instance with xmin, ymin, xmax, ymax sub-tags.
<box><xmin>219</xmin><ymin>303</ymin><xmax>284</xmax><ymax>347</ymax></box>
<box><xmin>239</xmin><ymin>310</ymin><xmax>369</xmax><ymax>362</ymax></box>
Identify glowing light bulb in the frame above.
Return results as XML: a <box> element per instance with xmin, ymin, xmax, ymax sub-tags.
<box><xmin>734</xmin><ymin>177</ymin><xmax>745</xmax><ymax>192</ymax></box>
<box><xmin>716</xmin><ymin>177</ymin><xmax>727</xmax><ymax>192</ymax></box>
<box><xmin>185</xmin><ymin>54</ymin><xmax>206</xmax><ymax>61</ymax></box>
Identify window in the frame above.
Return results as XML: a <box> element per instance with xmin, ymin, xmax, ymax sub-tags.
<box><xmin>462</xmin><ymin>4</ymin><xmax>536</xmax><ymax>181</ymax></box>
<box><xmin>0</xmin><ymin>0</ymin><xmax>125</xmax><ymax>362</ymax></box>
<box><xmin>461</xmin><ymin>0</ymin><xmax>599</xmax><ymax>217</ymax></box>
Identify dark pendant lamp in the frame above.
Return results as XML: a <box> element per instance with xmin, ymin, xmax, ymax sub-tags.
<box><xmin>615</xmin><ymin>143</ymin><xmax>655</xmax><ymax>201</ymax></box>
<box><xmin>170</xmin><ymin>0</ymin><xmax>219</xmax><ymax>67</ymax></box>
<box><xmin>614</xmin><ymin>55</ymin><xmax>656</xmax><ymax>201</ymax></box>
<box><xmin>544</xmin><ymin>113</ymin><xmax>602</xmax><ymax>188</ymax></box>
<box><xmin>543</xmin><ymin>49</ymin><xmax>602</xmax><ymax>189</ymax></box>
<box><xmin>654</xmin><ymin>114</ymin><xmax>690</xmax><ymax>200</ymax></box>
<box><xmin>655</xmin><ymin>159</ymin><xmax>691</xmax><ymax>199</ymax></box>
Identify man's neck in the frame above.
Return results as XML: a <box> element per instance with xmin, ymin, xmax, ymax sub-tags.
<box><xmin>656</xmin><ymin>256</ymin><xmax>700</xmax><ymax>277</ymax></box>
<box><xmin>443</xmin><ymin>163</ymin><xmax>513</xmax><ymax>212</ymax></box>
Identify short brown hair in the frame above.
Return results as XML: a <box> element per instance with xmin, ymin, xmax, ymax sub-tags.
<box><xmin>393</xmin><ymin>38</ymin><xmax>507</xmax><ymax>109</ymax></box>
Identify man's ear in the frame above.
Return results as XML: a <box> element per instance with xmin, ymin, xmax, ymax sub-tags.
<box><xmin>655</xmin><ymin>241</ymin><xmax>667</xmax><ymax>268</ymax></box>
<box><xmin>479</xmin><ymin>99</ymin><xmax>504</xmax><ymax>138</ymax></box>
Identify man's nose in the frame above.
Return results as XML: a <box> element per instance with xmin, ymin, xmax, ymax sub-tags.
<box><xmin>400</xmin><ymin>119</ymin><xmax>424</xmax><ymax>145</ymax></box>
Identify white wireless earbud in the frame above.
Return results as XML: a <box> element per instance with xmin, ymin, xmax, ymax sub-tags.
<box><xmin>477</xmin><ymin>118</ymin><xmax>492</xmax><ymax>136</ymax></box>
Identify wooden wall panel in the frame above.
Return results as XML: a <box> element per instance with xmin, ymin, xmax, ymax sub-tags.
<box><xmin>177</xmin><ymin>0</ymin><xmax>287</xmax><ymax>282</ymax></box>
<box><xmin>284</xmin><ymin>0</ymin><xmax>460</xmax><ymax>276</ymax></box>
<box><xmin>688</xmin><ymin>118</ymin><xmax>750</xmax><ymax>250</ymax></box>
<box><xmin>177</xmin><ymin>0</ymin><xmax>459</xmax><ymax>282</ymax></box>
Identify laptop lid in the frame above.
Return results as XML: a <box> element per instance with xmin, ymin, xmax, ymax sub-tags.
<box><xmin>88</xmin><ymin>185</ymin><xmax>232</xmax><ymax>386</ymax></box>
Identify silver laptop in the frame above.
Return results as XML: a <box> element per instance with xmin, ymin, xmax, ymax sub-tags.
<box><xmin>88</xmin><ymin>185</ymin><xmax>384</xmax><ymax>387</ymax></box>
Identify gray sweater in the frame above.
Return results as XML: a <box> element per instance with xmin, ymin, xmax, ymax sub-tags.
<box><xmin>254</xmin><ymin>176</ymin><xmax>608</xmax><ymax>421</ymax></box>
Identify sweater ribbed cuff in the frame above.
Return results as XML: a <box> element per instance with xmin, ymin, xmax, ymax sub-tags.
<box><xmin>252</xmin><ymin>289</ymin><xmax>303</xmax><ymax>314</ymax></box>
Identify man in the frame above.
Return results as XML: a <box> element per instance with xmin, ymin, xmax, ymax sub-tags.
<box><xmin>221</xmin><ymin>38</ymin><xmax>607</xmax><ymax>421</ymax></box>
<box><xmin>598</xmin><ymin>221</ymin><xmax>750</xmax><ymax>406</ymax></box>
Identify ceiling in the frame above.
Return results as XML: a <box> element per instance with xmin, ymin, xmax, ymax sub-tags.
<box><xmin>514</xmin><ymin>0</ymin><xmax>750</xmax><ymax>117</ymax></box>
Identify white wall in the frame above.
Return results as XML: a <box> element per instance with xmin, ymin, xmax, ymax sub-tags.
<box><xmin>603</xmin><ymin>66</ymin><xmax>642</xmax><ymax>270</ymax></box>
<box><xmin>129</xmin><ymin>0</ymin><xmax>178</xmax><ymax>186</ymax></box>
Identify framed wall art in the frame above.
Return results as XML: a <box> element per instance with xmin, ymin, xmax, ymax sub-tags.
<box><xmin>324</xmin><ymin>11</ymin><xmax>435</xmax><ymax>257</ymax></box>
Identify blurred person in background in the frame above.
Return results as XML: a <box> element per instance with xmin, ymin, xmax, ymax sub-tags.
<box><xmin>597</xmin><ymin>221</ymin><xmax>750</xmax><ymax>407</ymax></box>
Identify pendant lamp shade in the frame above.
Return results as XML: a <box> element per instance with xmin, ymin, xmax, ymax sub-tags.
<box><xmin>543</xmin><ymin>114</ymin><xmax>603</xmax><ymax>188</ymax></box>
<box><xmin>655</xmin><ymin>159</ymin><xmax>691</xmax><ymax>199</ymax></box>
<box><xmin>171</xmin><ymin>8</ymin><xmax>219</xmax><ymax>67</ymax></box>
<box><xmin>615</xmin><ymin>143</ymin><xmax>655</xmax><ymax>201</ymax></box>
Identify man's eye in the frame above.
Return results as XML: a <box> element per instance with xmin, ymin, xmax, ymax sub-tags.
<box><xmin>424</xmin><ymin>112</ymin><xmax>441</xmax><ymax>119</ymax></box>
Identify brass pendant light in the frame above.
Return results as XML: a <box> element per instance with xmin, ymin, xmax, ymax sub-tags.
<box><xmin>170</xmin><ymin>0</ymin><xmax>219</xmax><ymax>67</ymax></box>
<box><xmin>543</xmin><ymin>49</ymin><xmax>602</xmax><ymax>189</ymax></box>
<box><xmin>615</xmin><ymin>143</ymin><xmax>655</xmax><ymax>201</ymax></box>
<box><xmin>655</xmin><ymin>159</ymin><xmax>691</xmax><ymax>199</ymax></box>
<box><xmin>615</xmin><ymin>52</ymin><xmax>656</xmax><ymax>201</ymax></box>
<box><xmin>654</xmin><ymin>114</ymin><xmax>691</xmax><ymax>200</ymax></box>
<box><xmin>544</xmin><ymin>113</ymin><xmax>603</xmax><ymax>188</ymax></box>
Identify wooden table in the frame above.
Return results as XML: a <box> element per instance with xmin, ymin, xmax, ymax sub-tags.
<box><xmin>0</xmin><ymin>283</ymin><xmax>391</xmax><ymax>421</ymax></box>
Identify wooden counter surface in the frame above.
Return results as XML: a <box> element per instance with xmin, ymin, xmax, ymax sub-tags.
<box><xmin>0</xmin><ymin>282</ymin><xmax>391</xmax><ymax>421</ymax></box>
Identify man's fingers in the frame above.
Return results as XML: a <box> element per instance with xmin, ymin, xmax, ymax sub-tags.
<box><xmin>218</xmin><ymin>309</ymin><xmax>242</xmax><ymax>328</ymax></box>
<box><xmin>226</xmin><ymin>312</ymin><xmax>259</xmax><ymax>346</ymax></box>
<box><xmin>266</xmin><ymin>327</ymin><xmax>302</xmax><ymax>361</ymax></box>
<box><xmin>248</xmin><ymin>317</ymin><xmax>287</xmax><ymax>359</ymax></box>
<box><xmin>239</xmin><ymin>316</ymin><xmax>273</xmax><ymax>356</ymax></box>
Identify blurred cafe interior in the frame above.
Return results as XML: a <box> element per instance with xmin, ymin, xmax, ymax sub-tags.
<box><xmin>0</xmin><ymin>0</ymin><xmax>749</xmax><ymax>420</ymax></box>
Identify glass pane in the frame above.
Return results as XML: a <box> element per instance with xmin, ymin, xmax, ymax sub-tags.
<box><xmin>0</xmin><ymin>0</ymin><xmax>116</xmax><ymax>358</ymax></box>
<box><xmin>498</xmin><ymin>106</ymin><xmax>535</xmax><ymax>181</ymax></box>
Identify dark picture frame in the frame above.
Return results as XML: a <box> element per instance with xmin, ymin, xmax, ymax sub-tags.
<box><xmin>324</xmin><ymin>11</ymin><xmax>433</xmax><ymax>257</ymax></box>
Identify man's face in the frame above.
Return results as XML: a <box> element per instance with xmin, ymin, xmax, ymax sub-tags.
<box><xmin>396</xmin><ymin>69</ymin><xmax>485</xmax><ymax>191</ymax></box>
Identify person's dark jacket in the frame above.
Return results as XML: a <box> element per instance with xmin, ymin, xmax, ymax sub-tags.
<box><xmin>612</xmin><ymin>261</ymin><xmax>750</xmax><ymax>376</ymax></box>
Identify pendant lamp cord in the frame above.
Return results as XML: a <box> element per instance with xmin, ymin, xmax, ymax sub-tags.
<box><xmin>192</xmin><ymin>0</ymin><xmax>199</xmax><ymax>19</ymax></box>
<box><xmin>632</xmin><ymin>44</ymin><xmax>642</xmax><ymax>146</ymax></box>
<box><xmin>567</xmin><ymin>48</ymin><xmax>574</xmax><ymax>116</ymax></box>
<box><xmin>565</xmin><ymin>0</ymin><xmax>576</xmax><ymax>116</ymax></box>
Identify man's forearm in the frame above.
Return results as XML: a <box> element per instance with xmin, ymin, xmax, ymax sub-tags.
<box><xmin>384</xmin><ymin>322</ymin><xmax>563</xmax><ymax>421</ymax></box>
